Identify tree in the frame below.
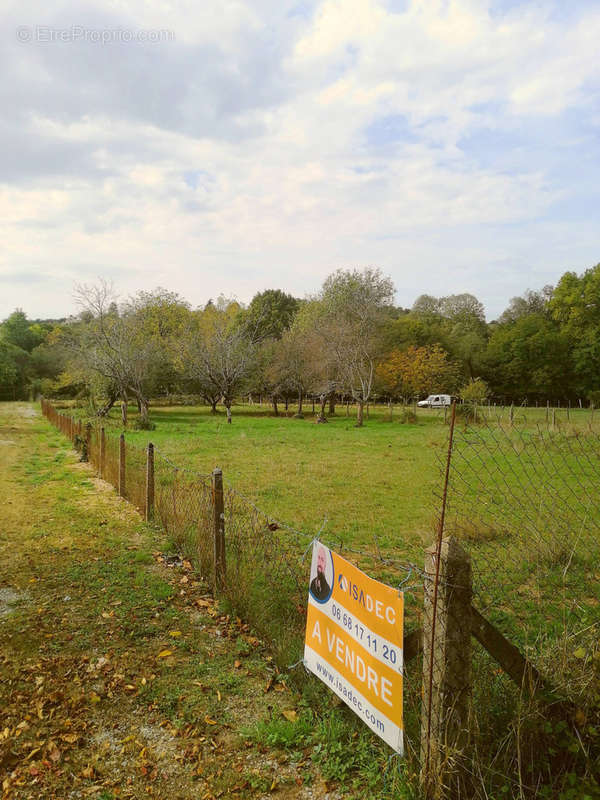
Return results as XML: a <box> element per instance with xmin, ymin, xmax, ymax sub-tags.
<box><xmin>1</xmin><ymin>309</ymin><xmax>45</xmax><ymax>353</ymax></box>
<box><xmin>549</xmin><ymin>264</ymin><xmax>600</xmax><ymax>397</ymax></box>
<box><xmin>460</xmin><ymin>377</ymin><xmax>489</xmax><ymax>403</ymax></box>
<box><xmin>482</xmin><ymin>313</ymin><xmax>571</xmax><ymax>401</ymax></box>
<box><xmin>179</xmin><ymin>298</ymin><xmax>258</xmax><ymax>423</ymax></box>
<box><xmin>69</xmin><ymin>281</ymin><xmax>180</xmax><ymax>426</ymax></box>
<box><xmin>245</xmin><ymin>289</ymin><xmax>300</xmax><ymax>341</ymax></box>
<box><xmin>319</xmin><ymin>268</ymin><xmax>395</xmax><ymax>426</ymax></box>
<box><xmin>271</xmin><ymin>305</ymin><xmax>322</xmax><ymax>418</ymax></box>
<box><xmin>497</xmin><ymin>287</ymin><xmax>553</xmax><ymax>324</ymax></box>
<box><xmin>377</xmin><ymin>345</ymin><xmax>460</xmax><ymax>398</ymax></box>
<box><xmin>0</xmin><ymin>340</ymin><xmax>21</xmax><ymax>399</ymax></box>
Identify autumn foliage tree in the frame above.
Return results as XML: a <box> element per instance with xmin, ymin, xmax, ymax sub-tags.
<box><xmin>377</xmin><ymin>344</ymin><xmax>460</xmax><ymax>398</ymax></box>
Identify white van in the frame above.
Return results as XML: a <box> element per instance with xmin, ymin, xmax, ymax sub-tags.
<box><xmin>417</xmin><ymin>394</ymin><xmax>452</xmax><ymax>408</ymax></box>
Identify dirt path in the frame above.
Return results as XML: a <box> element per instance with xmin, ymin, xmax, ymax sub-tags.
<box><xmin>0</xmin><ymin>404</ymin><xmax>347</xmax><ymax>800</ymax></box>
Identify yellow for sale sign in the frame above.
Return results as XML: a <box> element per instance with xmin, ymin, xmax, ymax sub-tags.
<box><xmin>304</xmin><ymin>542</ymin><xmax>404</xmax><ymax>754</ymax></box>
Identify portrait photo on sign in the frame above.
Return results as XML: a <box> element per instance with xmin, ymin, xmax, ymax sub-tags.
<box><xmin>309</xmin><ymin>543</ymin><xmax>334</xmax><ymax>603</ymax></box>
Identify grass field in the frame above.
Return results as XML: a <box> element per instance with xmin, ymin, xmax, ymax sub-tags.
<box><xmin>94</xmin><ymin>402</ymin><xmax>450</xmax><ymax>560</ymax></box>
<box><xmin>79</xmin><ymin>399</ymin><xmax>600</xmax><ymax>559</ymax></box>
<box><xmin>1</xmin><ymin>402</ymin><xmax>419</xmax><ymax>799</ymax></box>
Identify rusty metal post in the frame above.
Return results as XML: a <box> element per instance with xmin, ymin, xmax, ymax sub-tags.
<box><xmin>145</xmin><ymin>443</ymin><xmax>155</xmax><ymax>522</ymax></box>
<box><xmin>212</xmin><ymin>468</ymin><xmax>226</xmax><ymax>592</ymax></box>
<box><xmin>118</xmin><ymin>433</ymin><xmax>126</xmax><ymax>497</ymax></box>
<box><xmin>99</xmin><ymin>427</ymin><xmax>106</xmax><ymax>479</ymax></box>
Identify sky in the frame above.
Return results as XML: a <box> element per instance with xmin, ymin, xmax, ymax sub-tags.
<box><xmin>1</xmin><ymin>0</ymin><xmax>599</xmax><ymax>322</ymax></box>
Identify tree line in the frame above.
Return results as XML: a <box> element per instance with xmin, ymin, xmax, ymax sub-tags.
<box><xmin>2</xmin><ymin>262</ymin><xmax>599</xmax><ymax>424</ymax></box>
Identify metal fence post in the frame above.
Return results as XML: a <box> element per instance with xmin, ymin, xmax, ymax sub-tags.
<box><xmin>212</xmin><ymin>468</ymin><xmax>226</xmax><ymax>592</ymax></box>
<box><xmin>421</xmin><ymin>537</ymin><xmax>472</xmax><ymax>798</ymax></box>
<box><xmin>119</xmin><ymin>433</ymin><xmax>126</xmax><ymax>497</ymax></box>
<box><xmin>145</xmin><ymin>443</ymin><xmax>154</xmax><ymax>522</ymax></box>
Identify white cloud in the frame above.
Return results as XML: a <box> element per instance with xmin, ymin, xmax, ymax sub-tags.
<box><xmin>1</xmin><ymin>0</ymin><xmax>599</xmax><ymax>320</ymax></box>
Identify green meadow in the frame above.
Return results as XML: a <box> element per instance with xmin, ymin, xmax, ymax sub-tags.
<box><xmin>99</xmin><ymin>402</ymin><xmax>451</xmax><ymax>559</ymax></box>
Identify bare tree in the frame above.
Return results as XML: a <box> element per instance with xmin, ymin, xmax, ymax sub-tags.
<box><xmin>319</xmin><ymin>268</ymin><xmax>395</xmax><ymax>427</ymax></box>
<box><xmin>179</xmin><ymin>299</ymin><xmax>258</xmax><ymax>423</ymax></box>
<box><xmin>70</xmin><ymin>281</ymin><xmax>180</xmax><ymax>427</ymax></box>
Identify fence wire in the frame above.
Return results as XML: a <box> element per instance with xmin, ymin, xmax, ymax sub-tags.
<box><xmin>433</xmin><ymin>412</ymin><xmax>600</xmax><ymax>798</ymax></box>
<box><xmin>153</xmin><ymin>452</ymin><xmax>214</xmax><ymax>579</ymax></box>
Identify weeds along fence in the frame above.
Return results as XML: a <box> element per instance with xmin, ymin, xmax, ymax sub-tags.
<box><xmin>40</xmin><ymin>399</ymin><xmax>600</xmax><ymax>799</ymax></box>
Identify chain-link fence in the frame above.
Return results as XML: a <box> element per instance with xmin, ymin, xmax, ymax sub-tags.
<box><xmin>423</xmin><ymin>409</ymin><xmax>600</xmax><ymax>798</ymax></box>
<box><xmin>40</xmin><ymin>399</ymin><xmax>599</xmax><ymax>798</ymax></box>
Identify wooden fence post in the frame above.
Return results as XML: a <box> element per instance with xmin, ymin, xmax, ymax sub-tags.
<box><xmin>100</xmin><ymin>427</ymin><xmax>106</xmax><ymax>479</ymax></box>
<box><xmin>83</xmin><ymin>423</ymin><xmax>91</xmax><ymax>462</ymax></box>
<box><xmin>119</xmin><ymin>433</ymin><xmax>126</xmax><ymax>497</ymax></box>
<box><xmin>421</xmin><ymin>537</ymin><xmax>472</xmax><ymax>798</ymax></box>
<box><xmin>145</xmin><ymin>443</ymin><xmax>154</xmax><ymax>522</ymax></box>
<box><xmin>212</xmin><ymin>468</ymin><xmax>226</xmax><ymax>592</ymax></box>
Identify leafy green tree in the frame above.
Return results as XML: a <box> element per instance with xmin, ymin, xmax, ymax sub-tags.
<box><xmin>460</xmin><ymin>377</ymin><xmax>489</xmax><ymax>403</ymax></box>
<box><xmin>245</xmin><ymin>289</ymin><xmax>300</xmax><ymax>341</ymax></box>
<box><xmin>1</xmin><ymin>310</ymin><xmax>45</xmax><ymax>353</ymax></box>
<box><xmin>319</xmin><ymin>268</ymin><xmax>395</xmax><ymax>426</ymax></box>
<box><xmin>497</xmin><ymin>287</ymin><xmax>553</xmax><ymax>324</ymax></box>
<box><xmin>482</xmin><ymin>314</ymin><xmax>572</xmax><ymax>401</ymax></box>
<box><xmin>0</xmin><ymin>340</ymin><xmax>21</xmax><ymax>399</ymax></box>
<box><xmin>549</xmin><ymin>264</ymin><xmax>600</xmax><ymax>397</ymax></box>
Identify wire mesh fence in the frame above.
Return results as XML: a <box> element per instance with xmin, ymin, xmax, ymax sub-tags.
<box><xmin>443</xmin><ymin>417</ymin><xmax>600</xmax><ymax>649</ymax></box>
<box><xmin>153</xmin><ymin>453</ymin><xmax>214</xmax><ymax>579</ymax></box>
<box><xmin>124</xmin><ymin>438</ymin><xmax>147</xmax><ymax>515</ymax></box>
<box><xmin>40</xmin><ymin>398</ymin><xmax>600</xmax><ymax>798</ymax></box>
<box><xmin>426</xmin><ymin>410</ymin><xmax>600</xmax><ymax>797</ymax></box>
<box><xmin>103</xmin><ymin>431</ymin><xmax>120</xmax><ymax>489</ymax></box>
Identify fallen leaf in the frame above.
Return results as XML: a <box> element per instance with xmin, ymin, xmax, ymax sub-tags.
<box><xmin>60</xmin><ymin>733</ymin><xmax>78</xmax><ymax>744</ymax></box>
<box><xmin>169</xmin><ymin>631</ymin><xmax>182</xmax><ymax>638</ymax></box>
<box><xmin>282</xmin><ymin>710</ymin><xmax>298</xmax><ymax>723</ymax></box>
<box><xmin>234</xmin><ymin>660</ymin><xmax>242</xmax><ymax>669</ymax></box>
<box><xmin>47</xmin><ymin>741</ymin><xmax>61</xmax><ymax>763</ymax></box>
<box><xmin>204</xmin><ymin>717</ymin><xmax>217</xmax><ymax>725</ymax></box>
<box><xmin>157</xmin><ymin>650</ymin><xmax>173</xmax><ymax>659</ymax></box>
